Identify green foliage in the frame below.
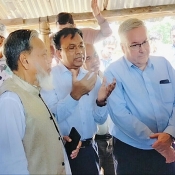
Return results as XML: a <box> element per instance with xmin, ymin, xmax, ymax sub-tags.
<box><xmin>146</xmin><ymin>17</ymin><xmax>175</xmax><ymax>44</ymax></box>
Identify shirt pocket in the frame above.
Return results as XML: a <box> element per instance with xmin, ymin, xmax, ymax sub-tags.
<box><xmin>159</xmin><ymin>83</ymin><xmax>174</xmax><ymax>103</ymax></box>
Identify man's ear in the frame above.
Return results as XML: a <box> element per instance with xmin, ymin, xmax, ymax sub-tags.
<box><xmin>55</xmin><ymin>49</ymin><xmax>62</xmax><ymax>60</ymax></box>
<box><xmin>19</xmin><ymin>52</ymin><xmax>29</xmax><ymax>70</ymax></box>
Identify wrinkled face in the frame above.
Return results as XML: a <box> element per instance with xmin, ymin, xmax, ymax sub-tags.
<box><xmin>27</xmin><ymin>37</ymin><xmax>51</xmax><ymax>74</ymax></box>
<box><xmin>57</xmin><ymin>23</ymin><xmax>75</xmax><ymax>31</ymax></box>
<box><xmin>83</xmin><ymin>44</ymin><xmax>100</xmax><ymax>72</ymax></box>
<box><xmin>121</xmin><ymin>26</ymin><xmax>150</xmax><ymax>70</ymax></box>
<box><xmin>58</xmin><ymin>33</ymin><xmax>86</xmax><ymax>69</ymax></box>
<box><xmin>26</xmin><ymin>37</ymin><xmax>52</xmax><ymax>88</ymax></box>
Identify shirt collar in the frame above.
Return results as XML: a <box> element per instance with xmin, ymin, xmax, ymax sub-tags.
<box><xmin>13</xmin><ymin>74</ymin><xmax>40</xmax><ymax>96</ymax></box>
<box><xmin>124</xmin><ymin>56</ymin><xmax>154</xmax><ymax>70</ymax></box>
<box><xmin>58</xmin><ymin>61</ymin><xmax>87</xmax><ymax>75</ymax></box>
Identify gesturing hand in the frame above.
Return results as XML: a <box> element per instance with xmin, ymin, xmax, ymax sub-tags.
<box><xmin>97</xmin><ymin>77</ymin><xmax>116</xmax><ymax>103</ymax></box>
<box><xmin>70</xmin><ymin>69</ymin><xmax>97</xmax><ymax>100</ymax></box>
<box><xmin>91</xmin><ymin>0</ymin><xmax>100</xmax><ymax>17</ymax></box>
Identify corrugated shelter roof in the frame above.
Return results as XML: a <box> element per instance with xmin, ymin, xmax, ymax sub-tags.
<box><xmin>0</xmin><ymin>0</ymin><xmax>175</xmax><ymax>31</ymax></box>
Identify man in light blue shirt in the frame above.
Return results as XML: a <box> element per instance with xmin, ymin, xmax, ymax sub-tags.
<box><xmin>41</xmin><ymin>28</ymin><xmax>116</xmax><ymax>175</ymax></box>
<box><xmin>105</xmin><ymin>18</ymin><xmax>175</xmax><ymax>175</ymax></box>
<box><xmin>83</xmin><ymin>43</ymin><xmax>116</xmax><ymax>175</ymax></box>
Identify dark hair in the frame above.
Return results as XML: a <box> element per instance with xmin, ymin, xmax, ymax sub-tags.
<box><xmin>53</xmin><ymin>28</ymin><xmax>83</xmax><ymax>50</ymax></box>
<box><xmin>56</xmin><ymin>12</ymin><xmax>74</xmax><ymax>25</ymax></box>
<box><xmin>3</xmin><ymin>29</ymin><xmax>38</xmax><ymax>71</ymax></box>
<box><xmin>103</xmin><ymin>35</ymin><xmax>117</xmax><ymax>47</ymax></box>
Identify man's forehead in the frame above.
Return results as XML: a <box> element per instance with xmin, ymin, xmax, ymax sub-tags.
<box><xmin>60</xmin><ymin>33</ymin><xmax>83</xmax><ymax>43</ymax></box>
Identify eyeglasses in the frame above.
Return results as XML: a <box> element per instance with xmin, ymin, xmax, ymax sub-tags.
<box><xmin>60</xmin><ymin>44</ymin><xmax>85</xmax><ymax>52</ymax></box>
<box><xmin>129</xmin><ymin>40</ymin><xmax>149</xmax><ymax>50</ymax></box>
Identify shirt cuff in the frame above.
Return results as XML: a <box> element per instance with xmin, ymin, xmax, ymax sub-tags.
<box><xmin>95</xmin><ymin>105</ymin><xmax>108</xmax><ymax>124</ymax></box>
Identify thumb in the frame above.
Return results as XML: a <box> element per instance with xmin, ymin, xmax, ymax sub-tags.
<box><xmin>70</xmin><ymin>69</ymin><xmax>77</xmax><ymax>83</ymax></box>
<box><xmin>102</xmin><ymin>77</ymin><xmax>106</xmax><ymax>87</ymax></box>
<box><xmin>63</xmin><ymin>136</ymin><xmax>72</xmax><ymax>142</ymax></box>
<box><xmin>150</xmin><ymin>133</ymin><xmax>160</xmax><ymax>138</ymax></box>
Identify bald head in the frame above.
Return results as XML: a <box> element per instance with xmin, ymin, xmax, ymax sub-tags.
<box><xmin>83</xmin><ymin>43</ymin><xmax>100</xmax><ymax>72</ymax></box>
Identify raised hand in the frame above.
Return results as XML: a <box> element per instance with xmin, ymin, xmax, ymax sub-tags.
<box><xmin>97</xmin><ymin>77</ymin><xmax>116</xmax><ymax>103</ymax></box>
<box><xmin>70</xmin><ymin>69</ymin><xmax>97</xmax><ymax>100</ymax></box>
<box><xmin>91</xmin><ymin>0</ymin><xmax>100</xmax><ymax>17</ymax></box>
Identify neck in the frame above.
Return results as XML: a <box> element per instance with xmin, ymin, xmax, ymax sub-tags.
<box><xmin>13</xmin><ymin>71</ymin><xmax>38</xmax><ymax>86</ymax></box>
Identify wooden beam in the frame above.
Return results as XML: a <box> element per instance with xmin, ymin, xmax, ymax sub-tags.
<box><xmin>1</xmin><ymin>4</ymin><xmax>175</xmax><ymax>31</ymax></box>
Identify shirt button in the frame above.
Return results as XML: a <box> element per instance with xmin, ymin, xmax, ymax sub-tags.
<box><xmin>58</xmin><ymin>137</ymin><xmax>61</xmax><ymax>140</ymax></box>
<box><xmin>62</xmin><ymin>162</ymin><xmax>65</xmax><ymax>166</ymax></box>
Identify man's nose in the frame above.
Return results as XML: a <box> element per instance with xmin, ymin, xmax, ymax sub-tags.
<box><xmin>139</xmin><ymin>44</ymin><xmax>146</xmax><ymax>52</ymax></box>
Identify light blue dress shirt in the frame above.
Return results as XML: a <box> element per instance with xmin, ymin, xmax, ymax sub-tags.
<box><xmin>104</xmin><ymin>56</ymin><xmax>175</xmax><ymax>149</ymax></box>
<box><xmin>0</xmin><ymin>92</ymin><xmax>29</xmax><ymax>174</ymax></box>
<box><xmin>41</xmin><ymin>62</ymin><xmax>107</xmax><ymax>140</ymax></box>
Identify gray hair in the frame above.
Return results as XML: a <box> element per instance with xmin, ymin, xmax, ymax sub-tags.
<box><xmin>118</xmin><ymin>18</ymin><xmax>146</xmax><ymax>43</ymax></box>
<box><xmin>4</xmin><ymin>29</ymin><xmax>39</xmax><ymax>71</ymax></box>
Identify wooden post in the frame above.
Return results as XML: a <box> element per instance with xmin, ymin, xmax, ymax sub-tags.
<box><xmin>39</xmin><ymin>20</ymin><xmax>51</xmax><ymax>59</ymax></box>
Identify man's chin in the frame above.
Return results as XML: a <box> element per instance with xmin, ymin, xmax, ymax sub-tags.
<box><xmin>37</xmin><ymin>73</ymin><xmax>54</xmax><ymax>91</ymax></box>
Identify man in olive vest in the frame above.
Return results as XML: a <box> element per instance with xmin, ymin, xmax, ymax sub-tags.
<box><xmin>0</xmin><ymin>29</ymin><xmax>78</xmax><ymax>174</ymax></box>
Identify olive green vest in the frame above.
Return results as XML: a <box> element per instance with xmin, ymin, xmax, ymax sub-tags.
<box><xmin>0</xmin><ymin>75</ymin><xmax>66</xmax><ymax>175</ymax></box>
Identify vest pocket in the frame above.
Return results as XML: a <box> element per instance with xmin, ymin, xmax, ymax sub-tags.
<box><xmin>159</xmin><ymin>83</ymin><xmax>174</xmax><ymax>103</ymax></box>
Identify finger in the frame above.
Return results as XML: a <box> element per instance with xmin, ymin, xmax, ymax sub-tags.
<box><xmin>70</xmin><ymin>148</ymin><xmax>79</xmax><ymax>159</ymax></box>
<box><xmin>113</xmin><ymin>78</ymin><xmax>117</xmax><ymax>84</ymax></box>
<box><xmin>101</xmin><ymin>77</ymin><xmax>106</xmax><ymax>87</ymax></box>
<box><xmin>83</xmin><ymin>71</ymin><xmax>94</xmax><ymax>80</ymax></box>
<box><xmin>87</xmin><ymin>73</ymin><xmax>97</xmax><ymax>86</ymax></box>
<box><xmin>106</xmin><ymin>83</ymin><xmax>116</xmax><ymax>95</ymax></box>
<box><xmin>63</xmin><ymin>136</ymin><xmax>72</xmax><ymax>142</ymax></box>
<box><xmin>91</xmin><ymin>0</ymin><xmax>94</xmax><ymax>7</ymax></box>
<box><xmin>150</xmin><ymin>133</ymin><xmax>160</xmax><ymax>138</ymax></box>
<box><xmin>113</xmin><ymin>78</ymin><xmax>116</xmax><ymax>82</ymax></box>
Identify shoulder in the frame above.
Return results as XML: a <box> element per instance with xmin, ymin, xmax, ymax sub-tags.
<box><xmin>105</xmin><ymin>57</ymin><xmax>126</xmax><ymax>74</ymax></box>
<box><xmin>104</xmin><ymin>57</ymin><xmax>125</xmax><ymax>83</ymax></box>
<box><xmin>0</xmin><ymin>91</ymin><xmax>21</xmax><ymax>103</ymax></box>
<box><xmin>0</xmin><ymin>91</ymin><xmax>24</xmax><ymax>111</ymax></box>
<box><xmin>150</xmin><ymin>55</ymin><xmax>171</xmax><ymax>67</ymax></box>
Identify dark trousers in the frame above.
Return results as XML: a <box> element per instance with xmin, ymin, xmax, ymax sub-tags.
<box><xmin>113</xmin><ymin>137</ymin><xmax>175</xmax><ymax>175</ymax></box>
<box><xmin>95</xmin><ymin>137</ymin><xmax>116</xmax><ymax>175</ymax></box>
<box><xmin>68</xmin><ymin>144</ymin><xmax>99</xmax><ymax>175</ymax></box>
